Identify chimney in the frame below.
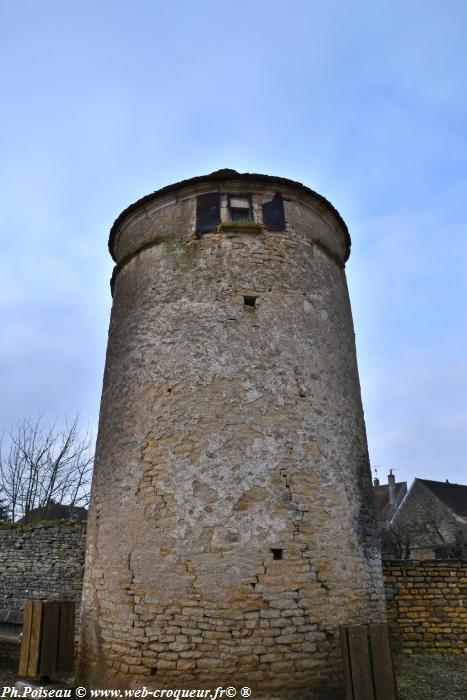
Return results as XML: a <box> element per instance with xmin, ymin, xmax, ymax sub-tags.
<box><xmin>388</xmin><ymin>469</ymin><xmax>396</xmax><ymax>505</ymax></box>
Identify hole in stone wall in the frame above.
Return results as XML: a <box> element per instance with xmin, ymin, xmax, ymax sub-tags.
<box><xmin>271</xmin><ymin>548</ymin><xmax>283</xmax><ymax>560</ymax></box>
<box><xmin>243</xmin><ymin>296</ymin><xmax>257</xmax><ymax>308</ymax></box>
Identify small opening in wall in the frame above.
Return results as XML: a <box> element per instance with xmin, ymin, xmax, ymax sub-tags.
<box><xmin>243</xmin><ymin>296</ymin><xmax>257</xmax><ymax>308</ymax></box>
<box><xmin>167</xmin><ymin>387</ymin><xmax>172</xmax><ymax>393</ymax></box>
<box><xmin>271</xmin><ymin>548</ymin><xmax>283</xmax><ymax>560</ymax></box>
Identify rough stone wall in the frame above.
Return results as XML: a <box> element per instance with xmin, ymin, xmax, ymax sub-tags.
<box><xmin>79</xmin><ymin>178</ymin><xmax>385</xmax><ymax>697</ymax></box>
<box><xmin>0</xmin><ymin>521</ymin><xmax>86</xmax><ymax>627</ymax></box>
<box><xmin>384</xmin><ymin>559</ymin><xmax>467</xmax><ymax>655</ymax></box>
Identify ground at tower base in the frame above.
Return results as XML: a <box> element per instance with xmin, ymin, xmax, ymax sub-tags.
<box><xmin>0</xmin><ymin>649</ymin><xmax>467</xmax><ymax>699</ymax></box>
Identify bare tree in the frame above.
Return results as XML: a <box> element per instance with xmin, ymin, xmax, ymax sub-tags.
<box><xmin>0</xmin><ymin>414</ymin><xmax>94</xmax><ymax>522</ymax></box>
<box><xmin>0</xmin><ymin>495</ymin><xmax>7</xmax><ymax>521</ymax></box>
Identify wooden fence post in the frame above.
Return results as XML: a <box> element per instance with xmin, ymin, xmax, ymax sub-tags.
<box><xmin>339</xmin><ymin>623</ymin><xmax>398</xmax><ymax>700</ymax></box>
<box><xmin>18</xmin><ymin>601</ymin><xmax>76</xmax><ymax>680</ymax></box>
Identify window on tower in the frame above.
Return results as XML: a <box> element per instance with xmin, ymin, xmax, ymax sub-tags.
<box><xmin>228</xmin><ymin>195</ymin><xmax>253</xmax><ymax>223</ymax></box>
<box><xmin>195</xmin><ymin>190</ymin><xmax>286</xmax><ymax>235</ymax></box>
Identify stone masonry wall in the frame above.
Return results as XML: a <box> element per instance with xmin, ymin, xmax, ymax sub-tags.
<box><xmin>0</xmin><ymin>521</ymin><xmax>86</xmax><ymax>628</ymax></box>
<box><xmin>384</xmin><ymin>559</ymin><xmax>467</xmax><ymax>655</ymax></box>
<box><xmin>1</xmin><ymin>521</ymin><xmax>466</xmax><ymax>663</ymax></box>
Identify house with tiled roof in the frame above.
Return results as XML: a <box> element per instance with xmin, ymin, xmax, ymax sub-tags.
<box><xmin>17</xmin><ymin>500</ymin><xmax>87</xmax><ymax>524</ymax></box>
<box><xmin>378</xmin><ymin>476</ymin><xmax>467</xmax><ymax>559</ymax></box>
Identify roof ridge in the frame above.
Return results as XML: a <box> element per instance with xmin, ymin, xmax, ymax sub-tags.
<box><xmin>418</xmin><ymin>478</ymin><xmax>467</xmax><ymax>487</ymax></box>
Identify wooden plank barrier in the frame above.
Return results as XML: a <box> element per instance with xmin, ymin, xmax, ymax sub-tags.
<box><xmin>339</xmin><ymin>623</ymin><xmax>398</xmax><ymax>700</ymax></box>
<box><xmin>19</xmin><ymin>601</ymin><xmax>75</xmax><ymax>680</ymax></box>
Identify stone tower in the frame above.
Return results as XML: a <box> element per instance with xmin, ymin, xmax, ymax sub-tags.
<box><xmin>79</xmin><ymin>170</ymin><xmax>384</xmax><ymax>696</ymax></box>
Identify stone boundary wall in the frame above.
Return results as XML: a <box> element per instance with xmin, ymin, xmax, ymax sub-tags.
<box><xmin>0</xmin><ymin>521</ymin><xmax>86</xmax><ymax>629</ymax></box>
<box><xmin>383</xmin><ymin>559</ymin><xmax>467</xmax><ymax>655</ymax></box>
<box><xmin>1</xmin><ymin>525</ymin><xmax>466</xmax><ymax>660</ymax></box>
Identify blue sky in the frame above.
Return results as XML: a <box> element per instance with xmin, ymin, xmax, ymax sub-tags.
<box><xmin>1</xmin><ymin>1</ymin><xmax>466</xmax><ymax>488</ymax></box>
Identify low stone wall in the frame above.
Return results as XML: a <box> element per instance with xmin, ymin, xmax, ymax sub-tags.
<box><xmin>383</xmin><ymin>559</ymin><xmax>467</xmax><ymax>655</ymax></box>
<box><xmin>1</xmin><ymin>524</ymin><xmax>465</xmax><ymax>661</ymax></box>
<box><xmin>0</xmin><ymin>521</ymin><xmax>86</xmax><ymax>630</ymax></box>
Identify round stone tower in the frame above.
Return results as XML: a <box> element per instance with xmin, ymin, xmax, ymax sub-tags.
<box><xmin>79</xmin><ymin>170</ymin><xmax>384</xmax><ymax>696</ymax></box>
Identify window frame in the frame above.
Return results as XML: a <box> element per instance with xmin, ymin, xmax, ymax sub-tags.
<box><xmin>227</xmin><ymin>193</ymin><xmax>253</xmax><ymax>223</ymax></box>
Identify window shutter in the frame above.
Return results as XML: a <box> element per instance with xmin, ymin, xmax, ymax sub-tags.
<box><xmin>196</xmin><ymin>192</ymin><xmax>220</xmax><ymax>236</ymax></box>
<box><xmin>262</xmin><ymin>192</ymin><xmax>285</xmax><ymax>231</ymax></box>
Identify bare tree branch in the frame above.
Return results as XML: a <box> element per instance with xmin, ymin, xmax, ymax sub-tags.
<box><xmin>0</xmin><ymin>414</ymin><xmax>94</xmax><ymax>522</ymax></box>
